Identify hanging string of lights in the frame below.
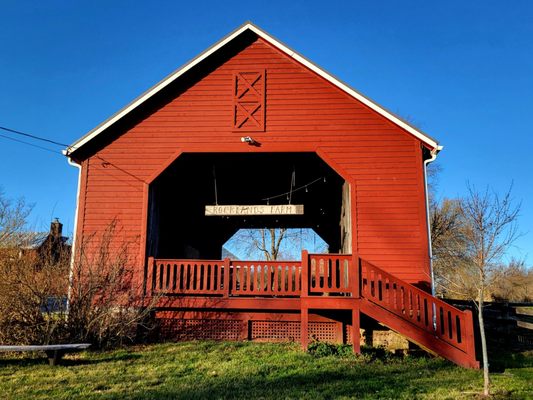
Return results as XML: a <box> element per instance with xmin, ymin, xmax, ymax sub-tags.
<box><xmin>262</xmin><ymin>176</ymin><xmax>326</xmax><ymax>204</ymax></box>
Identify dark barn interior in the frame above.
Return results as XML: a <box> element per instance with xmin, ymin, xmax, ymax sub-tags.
<box><xmin>147</xmin><ymin>152</ymin><xmax>345</xmax><ymax>259</ymax></box>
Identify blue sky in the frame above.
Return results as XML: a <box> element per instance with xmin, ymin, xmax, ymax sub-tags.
<box><xmin>1</xmin><ymin>1</ymin><xmax>531</xmax><ymax>263</ymax></box>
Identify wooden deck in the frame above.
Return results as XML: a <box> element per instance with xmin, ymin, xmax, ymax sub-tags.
<box><xmin>146</xmin><ymin>252</ymin><xmax>479</xmax><ymax>369</ymax></box>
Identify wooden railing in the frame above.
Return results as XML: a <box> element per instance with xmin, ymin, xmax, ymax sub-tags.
<box><xmin>308</xmin><ymin>254</ymin><xmax>352</xmax><ymax>295</ymax></box>
<box><xmin>360</xmin><ymin>258</ymin><xmax>474</xmax><ymax>354</ymax></box>
<box><xmin>230</xmin><ymin>261</ymin><xmax>301</xmax><ymax>296</ymax></box>
<box><xmin>148</xmin><ymin>257</ymin><xmax>301</xmax><ymax>297</ymax></box>
<box><xmin>149</xmin><ymin>258</ymin><xmax>228</xmax><ymax>295</ymax></box>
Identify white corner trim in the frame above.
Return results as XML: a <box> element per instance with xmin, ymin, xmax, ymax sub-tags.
<box><xmin>66</xmin><ymin>22</ymin><xmax>439</xmax><ymax>155</ymax></box>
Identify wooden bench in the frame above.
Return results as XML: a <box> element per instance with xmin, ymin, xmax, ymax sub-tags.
<box><xmin>0</xmin><ymin>344</ymin><xmax>91</xmax><ymax>366</ymax></box>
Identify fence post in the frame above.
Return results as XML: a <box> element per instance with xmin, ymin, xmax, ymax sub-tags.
<box><xmin>223</xmin><ymin>258</ymin><xmax>231</xmax><ymax>298</ymax></box>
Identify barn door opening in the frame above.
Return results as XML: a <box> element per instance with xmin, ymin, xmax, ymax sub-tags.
<box><xmin>146</xmin><ymin>152</ymin><xmax>347</xmax><ymax>260</ymax></box>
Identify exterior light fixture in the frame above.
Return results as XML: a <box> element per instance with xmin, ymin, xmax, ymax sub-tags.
<box><xmin>241</xmin><ymin>136</ymin><xmax>256</xmax><ymax>145</ymax></box>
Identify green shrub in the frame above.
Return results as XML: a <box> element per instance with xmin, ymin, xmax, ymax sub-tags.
<box><xmin>307</xmin><ymin>341</ymin><xmax>353</xmax><ymax>357</ymax></box>
<box><xmin>360</xmin><ymin>344</ymin><xmax>394</xmax><ymax>361</ymax></box>
<box><xmin>307</xmin><ymin>341</ymin><xmax>394</xmax><ymax>362</ymax></box>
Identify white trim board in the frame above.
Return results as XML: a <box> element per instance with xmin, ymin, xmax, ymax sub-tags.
<box><xmin>65</xmin><ymin>22</ymin><xmax>440</xmax><ymax>156</ymax></box>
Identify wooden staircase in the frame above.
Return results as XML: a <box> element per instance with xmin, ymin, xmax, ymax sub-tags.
<box><xmin>358</xmin><ymin>258</ymin><xmax>479</xmax><ymax>368</ymax></box>
<box><xmin>299</xmin><ymin>253</ymin><xmax>479</xmax><ymax>368</ymax></box>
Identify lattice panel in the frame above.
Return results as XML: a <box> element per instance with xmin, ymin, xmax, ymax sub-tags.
<box><xmin>251</xmin><ymin>321</ymin><xmax>301</xmax><ymax>341</ymax></box>
<box><xmin>309</xmin><ymin>322</ymin><xmax>338</xmax><ymax>342</ymax></box>
<box><xmin>233</xmin><ymin>71</ymin><xmax>265</xmax><ymax>131</ymax></box>
<box><xmin>160</xmin><ymin>319</ymin><xmax>242</xmax><ymax>341</ymax></box>
<box><xmin>251</xmin><ymin>321</ymin><xmax>338</xmax><ymax>342</ymax></box>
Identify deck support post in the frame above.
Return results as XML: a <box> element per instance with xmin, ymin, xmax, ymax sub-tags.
<box><xmin>301</xmin><ymin>250</ymin><xmax>310</xmax><ymax>351</ymax></box>
<box><xmin>301</xmin><ymin>305</ymin><xmax>309</xmax><ymax>350</ymax></box>
<box><xmin>352</xmin><ymin>303</ymin><xmax>360</xmax><ymax>354</ymax></box>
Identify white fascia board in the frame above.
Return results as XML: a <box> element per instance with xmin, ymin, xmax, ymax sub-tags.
<box><xmin>66</xmin><ymin>23</ymin><xmax>252</xmax><ymax>154</ymax></box>
<box><xmin>246</xmin><ymin>24</ymin><xmax>439</xmax><ymax>149</ymax></box>
<box><xmin>66</xmin><ymin>22</ymin><xmax>439</xmax><ymax>155</ymax></box>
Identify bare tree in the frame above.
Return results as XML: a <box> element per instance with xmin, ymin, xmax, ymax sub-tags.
<box><xmin>0</xmin><ymin>246</ymin><xmax>70</xmax><ymax>345</ymax></box>
<box><xmin>431</xmin><ymin>198</ymin><xmax>473</xmax><ymax>298</ymax></box>
<box><xmin>0</xmin><ymin>188</ymin><xmax>33</xmax><ymax>246</ymax></box>
<box><xmin>490</xmin><ymin>258</ymin><xmax>532</xmax><ymax>302</ymax></box>
<box><xmin>0</xmin><ymin>218</ymin><xmax>158</xmax><ymax>348</ymax></box>
<box><xmin>459</xmin><ymin>184</ymin><xmax>521</xmax><ymax>396</ymax></box>
<box><xmin>429</xmin><ymin>177</ymin><xmax>523</xmax><ymax>395</ymax></box>
<box><xmin>227</xmin><ymin>228</ymin><xmax>327</xmax><ymax>260</ymax></box>
<box><xmin>256</xmin><ymin>228</ymin><xmax>286</xmax><ymax>260</ymax></box>
<box><xmin>67</xmin><ymin>220</ymin><xmax>159</xmax><ymax>347</ymax></box>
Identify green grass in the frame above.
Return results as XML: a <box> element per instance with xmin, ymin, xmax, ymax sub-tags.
<box><xmin>0</xmin><ymin>342</ymin><xmax>531</xmax><ymax>399</ymax></box>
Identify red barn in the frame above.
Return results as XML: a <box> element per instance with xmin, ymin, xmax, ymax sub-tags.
<box><xmin>65</xmin><ymin>22</ymin><xmax>477</xmax><ymax>367</ymax></box>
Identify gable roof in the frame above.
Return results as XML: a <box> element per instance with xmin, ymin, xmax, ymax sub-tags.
<box><xmin>65</xmin><ymin>22</ymin><xmax>441</xmax><ymax>157</ymax></box>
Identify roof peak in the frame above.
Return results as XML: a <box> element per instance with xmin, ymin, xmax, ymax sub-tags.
<box><xmin>65</xmin><ymin>22</ymin><xmax>440</xmax><ymax>157</ymax></box>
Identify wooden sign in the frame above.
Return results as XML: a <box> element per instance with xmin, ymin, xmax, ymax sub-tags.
<box><xmin>205</xmin><ymin>204</ymin><xmax>304</xmax><ymax>216</ymax></box>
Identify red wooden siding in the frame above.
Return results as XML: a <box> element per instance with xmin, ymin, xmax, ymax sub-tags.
<box><xmin>78</xmin><ymin>36</ymin><xmax>430</xmax><ymax>285</ymax></box>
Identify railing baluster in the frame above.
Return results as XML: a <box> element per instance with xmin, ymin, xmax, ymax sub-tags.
<box><xmin>232</xmin><ymin>265</ymin><xmax>238</xmax><ymax>294</ymax></box>
<box><xmin>151</xmin><ymin>260</ymin><xmax>157</xmax><ymax>292</ymax></box>
<box><xmin>158</xmin><ymin>263</ymin><xmax>164</xmax><ymax>290</ymax></box>
<box><xmin>224</xmin><ymin>258</ymin><xmax>230</xmax><ymax>297</ymax></box>
<box><xmin>264</xmin><ymin>265</ymin><xmax>270</xmax><ymax>293</ymax></box>
<box><xmin>172</xmin><ymin>264</ymin><xmax>177</xmax><ymax>291</ymax></box>
<box><xmin>256</xmin><ymin>265</ymin><xmax>260</xmax><ymax>294</ymax></box>
<box><xmin>273</xmin><ymin>265</ymin><xmax>279</xmax><ymax>292</ymax></box>
<box><xmin>213</xmin><ymin>263</ymin><xmax>218</xmax><ymax>292</ymax></box>
<box><xmin>205</xmin><ymin>264</ymin><xmax>210</xmax><ymax>291</ymax></box>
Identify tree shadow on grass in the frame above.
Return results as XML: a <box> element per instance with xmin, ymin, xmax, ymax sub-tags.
<box><xmin>489</xmin><ymin>351</ymin><xmax>533</xmax><ymax>372</ymax></box>
<box><xmin>100</xmin><ymin>361</ymin><xmax>463</xmax><ymax>400</ymax></box>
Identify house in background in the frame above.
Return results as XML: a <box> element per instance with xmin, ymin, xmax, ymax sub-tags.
<box><xmin>0</xmin><ymin>218</ymin><xmax>70</xmax><ymax>263</ymax></box>
<box><xmin>64</xmin><ymin>22</ymin><xmax>478</xmax><ymax>368</ymax></box>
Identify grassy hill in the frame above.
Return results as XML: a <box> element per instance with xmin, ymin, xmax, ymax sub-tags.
<box><xmin>1</xmin><ymin>342</ymin><xmax>531</xmax><ymax>399</ymax></box>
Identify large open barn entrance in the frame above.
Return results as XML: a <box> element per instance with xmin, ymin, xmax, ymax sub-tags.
<box><xmin>146</xmin><ymin>153</ymin><xmax>346</xmax><ymax>260</ymax></box>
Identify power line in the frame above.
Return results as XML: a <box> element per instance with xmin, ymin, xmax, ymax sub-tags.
<box><xmin>0</xmin><ymin>133</ymin><xmax>62</xmax><ymax>155</ymax></box>
<box><xmin>0</xmin><ymin>125</ymin><xmax>70</xmax><ymax>147</ymax></box>
<box><xmin>0</xmin><ymin>124</ymin><xmax>147</xmax><ymax>187</ymax></box>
